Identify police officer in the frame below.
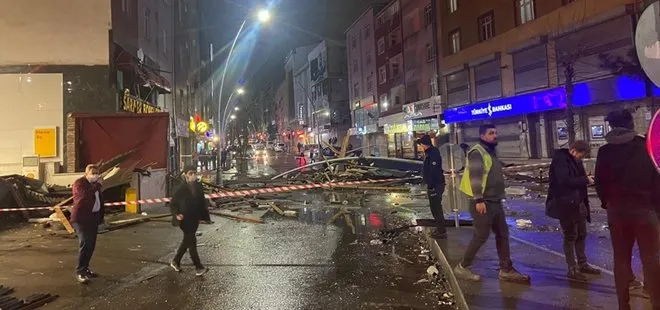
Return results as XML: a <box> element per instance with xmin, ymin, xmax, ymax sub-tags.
<box><xmin>418</xmin><ymin>134</ymin><xmax>447</xmax><ymax>239</ymax></box>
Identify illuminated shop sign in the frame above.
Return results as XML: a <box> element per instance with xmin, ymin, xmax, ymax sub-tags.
<box><xmin>444</xmin><ymin>76</ymin><xmax>647</xmax><ymax>124</ymax></box>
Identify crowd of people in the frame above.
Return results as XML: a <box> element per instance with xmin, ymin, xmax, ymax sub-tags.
<box><xmin>418</xmin><ymin>109</ymin><xmax>659</xmax><ymax>310</ymax></box>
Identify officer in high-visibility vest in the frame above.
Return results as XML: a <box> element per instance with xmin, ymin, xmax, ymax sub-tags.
<box><xmin>453</xmin><ymin>124</ymin><xmax>530</xmax><ymax>283</ymax></box>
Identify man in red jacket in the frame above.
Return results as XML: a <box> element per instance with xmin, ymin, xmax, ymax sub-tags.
<box><xmin>595</xmin><ymin>110</ymin><xmax>660</xmax><ymax>309</ymax></box>
<box><xmin>71</xmin><ymin>164</ymin><xmax>104</xmax><ymax>284</ymax></box>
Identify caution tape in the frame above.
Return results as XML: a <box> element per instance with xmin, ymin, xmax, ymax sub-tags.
<box><xmin>0</xmin><ymin>177</ymin><xmax>418</xmax><ymax>212</ymax></box>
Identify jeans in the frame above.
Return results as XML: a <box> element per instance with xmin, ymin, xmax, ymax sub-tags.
<box><xmin>559</xmin><ymin>216</ymin><xmax>587</xmax><ymax>269</ymax></box>
<box><xmin>461</xmin><ymin>201</ymin><xmax>513</xmax><ymax>271</ymax></box>
<box><xmin>73</xmin><ymin>220</ymin><xmax>99</xmax><ymax>275</ymax></box>
<box><xmin>427</xmin><ymin>185</ymin><xmax>447</xmax><ymax>234</ymax></box>
<box><xmin>173</xmin><ymin>221</ymin><xmax>203</xmax><ymax>269</ymax></box>
<box><xmin>608</xmin><ymin>214</ymin><xmax>660</xmax><ymax>310</ymax></box>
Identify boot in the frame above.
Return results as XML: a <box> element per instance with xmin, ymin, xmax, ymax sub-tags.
<box><xmin>567</xmin><ymin>267</ymin><xmax>588</xmax><ymax>282</ymax></box>
<box><xmin>499</xmin><ymin>267</ymin><xmax>531</xmax><ymax>283</ymax></box>
<box><xmin>453</xmin><ymin>264</ymin><xmax>480</xmax><ymax>281</ymax></box>
<box><xmin>578</xmin><ymin>264</ymin><xmax>601</xmax><ymax>275</ymax></box>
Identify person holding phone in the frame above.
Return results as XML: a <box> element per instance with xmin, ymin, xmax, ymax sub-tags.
<box><xmin>546</xmin><ymin>140</ymin><xmax>601</xmax><ymax>281</ymax></box>
<box><xmin>169</xmin><ymin>165</ymin><xmax>212</xmax><ymax>276</ymax></box>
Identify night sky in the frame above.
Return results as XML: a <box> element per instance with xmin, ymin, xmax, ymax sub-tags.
<box><xmin>199</xmin><ymin>0</ymin><xmax>386</xmax><ymax>90</ymax></box>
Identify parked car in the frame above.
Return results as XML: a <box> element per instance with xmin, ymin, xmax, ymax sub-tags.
<box><xmin>274</xmin><ymin>143</ymin><xmax>285</xmax><ymax>152</ymax></box>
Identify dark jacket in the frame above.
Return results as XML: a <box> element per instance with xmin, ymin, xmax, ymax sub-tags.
<box><xmin>71</xmin><ymin>177</ymin><xmax>104</xmax><ymax>225</ymax></box>
<box><xmin>170</xmin><ymin>181</ymin><xmax>211</xmax><ymax>227</ymax></box>
<box><xmin>423</xmin><ymin>146</ymin><xmax>446</xmax><ymax>189</ymax></box>
<box><xmin>595</xmin><ymin>128</ymin><xmax>660</xmax><ymax>216</ymax></box>
<box><xmin>546</xmin><ymin>149</ymin><xmax>591</xmax><ymax>222</ymax></box>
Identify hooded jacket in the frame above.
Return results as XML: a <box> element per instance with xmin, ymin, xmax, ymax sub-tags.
<box><xmin>595</xmin><ymin>128</ymin><xmax>660</xmax><ymax>216</ymax></box>
<box><xmin>170</xmin><ymin>181</ymin><xmax>211</xmax><ymax>228</ymax></box>
<box><xmin>546</xmin><ymin>149</ymin><xmax>590</xmax><ymax>222</ymax></box>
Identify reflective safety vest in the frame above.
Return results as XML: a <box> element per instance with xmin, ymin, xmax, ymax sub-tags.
<box><xmin>459</xmin><ymin>144</ymin><xmax>493</xmax><ymax>197</ymax></box>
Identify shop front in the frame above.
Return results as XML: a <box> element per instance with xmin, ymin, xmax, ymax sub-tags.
<box><xmin>444</xmin><ymin>75</ymin><xmax>656</xmax><ymax>159</ymax></box>
<box><xmin>403</xmin><ymin>96</ymin><xmax>445</xmax><ymax>157</ymax></box>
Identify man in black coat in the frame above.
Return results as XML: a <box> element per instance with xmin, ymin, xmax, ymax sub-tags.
<box><xmin>546</xmin><ymin>140</ymin><xmax>600</xmax><ymax>281</ymax></box>
<box><xmin>169</xmin><ymin>165</ymin><xmax>212</xmax><ymax>276</ymax></box>
<box><xmin>595</xmin><ymin>110</ymin><xmax>660</xmax><ymax>309</ymax></box>
<box><xmin>418</xmin><ymin>134</ymin><xmax>447</xmax><ymax>239</ymax></box>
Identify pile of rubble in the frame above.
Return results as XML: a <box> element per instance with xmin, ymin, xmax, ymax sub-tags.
<box><xmin>0</xmin><ymin>284</ymin><xmax>58</xmax><ymax>309</ymax></box>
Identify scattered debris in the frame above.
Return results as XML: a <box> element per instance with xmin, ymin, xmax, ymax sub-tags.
<box><xmin>505</xmin><ymin>186</ymin><xmax>527</xmax><ymax>196</ymax></box>
<box><xmin>515</xmin><ymin>219</ymin><xmax>533</xmax><ymax>230</ymax></box>
<box><xmin>426</xmin><ymin>265</ymin><xmax>439</xmax><ymax>277</ymax></box>
<box><xmin>208</xmin><ymin>210</ymin><xmax>264</xmax><ymax>224</ymax></box>
<box><xmin>370</xmin><ymin>239</ymin><xmax>383</xmax><ymax>245</ymax></box>
<box><xmin>0</xmin><ymin>284</ymin><xmax>58</xmax><ymax>309</ymax></box>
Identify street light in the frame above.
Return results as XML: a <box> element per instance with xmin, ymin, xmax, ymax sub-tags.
<box><xmin>234</xmin><ymin>106</ymin><xmax>240</xmax><ymax>111</ymax></box>
<box><xmin>236</xmin><ymin>88</ymin><xmax>245</xmax><ymax>95</ymax></box>
<box><xmin>230</xmin><ymin>114</ymin><xmax>237</xmax><ymax>120</ymax></box>
<box><xmin>216</xmin><ymin>8</ymin><xmax>272</xmax><ymax>185</ymax></box>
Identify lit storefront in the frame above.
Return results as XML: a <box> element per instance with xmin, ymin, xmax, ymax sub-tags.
<box><xmin>444</xmin><ymin>75</ymin><xmax>655</xmax><ymax>159</ymax></box>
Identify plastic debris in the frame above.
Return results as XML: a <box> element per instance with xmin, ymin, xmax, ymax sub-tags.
<box><xmin>370</xmin><ymin>239</ymin><xmax>383</xmax><ymax>245</ymax></box>
<box><xmin>426</xmin><ymin>265</ymin><xmax>439</xmax><ymax>276</ymax></box>
<box><xmin>515</xmin><ymin>219</ymin><xmax>533</xmax><ymax>229</ymax></box>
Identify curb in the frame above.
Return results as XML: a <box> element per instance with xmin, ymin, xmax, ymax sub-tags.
<box><xmin>423</xmin><ymin>228</ymin><xmax>469</xmax><ymax>310</ymax></box>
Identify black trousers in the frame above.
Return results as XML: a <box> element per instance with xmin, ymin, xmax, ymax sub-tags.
<box><xmin>73</xmin><ymin>219</ymin><xmax>99</xmax><ymax>275</ymax></box>
<box><xmin>608</xmin><ymin>213</ymin><xmax>660</xmax><ymax>310</ymax></box>
<box><xmin>173</xmin><ymin>221</ymin><xmax>203</xmax><ymax>269</ymax></box>
<box><xmin>559</xmin><ymin>216</ymin><xmax>588</xmax><ymax>269</ymax></box>
<box><xmin>461</xmin><ymin>201</ymin><xmax>513</xmax><ymax>271</ymax></box>
<box><xmin>427</xmin><ymin>185</ymin><xmax>447</xmax><ymax>234</ymax></box>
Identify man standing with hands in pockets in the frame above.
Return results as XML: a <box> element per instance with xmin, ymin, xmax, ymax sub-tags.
<box><xmin>453</xmin><ymin>124</ymin><xmax>530</xmax><ymax>283</ymax></box>
<box><xmin>170</xmin><ymin>165</ymin><xmax>212</xmax><ymax>276</ymax></box>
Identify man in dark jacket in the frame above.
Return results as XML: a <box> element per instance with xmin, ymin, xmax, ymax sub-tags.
<box><xmin>546</xmin><ymin>140</ymin><xmax>600</xmax><ymax>281</ymax></box>
<box><xmin>418</xmin><ymin>134</ymin><xmax>447</xmax><ymax>239</ymax></box>
<box><xmin>71</xmin><ymin>164</ymin><xmax>104</xmax><ymax>284</ymax></box>
<box><xmin>595</xmin><ymin>109</ymin><xmax>660</xmax><ymax>309</ymax></box>
<box><xmin>169</xmin><ymin>166</ymin><xmax>212</xmax><ymax>276</ymax></box>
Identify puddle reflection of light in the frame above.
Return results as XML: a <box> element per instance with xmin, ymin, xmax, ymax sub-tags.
<box><xmin>369</xmin><ymin>213</ymin><xmax>383</xmax><ymax>228</ymax></box>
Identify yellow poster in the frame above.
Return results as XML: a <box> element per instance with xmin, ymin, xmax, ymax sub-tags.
<box><xmin>34</xmin><ymin>127</ymin><xmax>57</xmax><ymax>158</ymax></box>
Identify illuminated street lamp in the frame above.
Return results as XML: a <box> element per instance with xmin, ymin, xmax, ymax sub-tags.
<box><xmin>234</xmin><ymin>106</ymin><xmax>240</xmax><ymax>111</ymax></box>
<box><xmin>216</xmin><ymin>8</ymin><xmax>273</xmax><ymax>185</ymax></box>
<box><xmin>236</xmin><ymin>88</ymin><xmax>245</xmax><ymax>95</ymax></box>
<box><xmin>230</xmin><ymin>114</ymin><xmax>236</xmax><ymax>120</ymax></box>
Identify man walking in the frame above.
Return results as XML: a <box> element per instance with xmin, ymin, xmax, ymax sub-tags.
<box><xmin>546</xmin><ymin>140</ymin><xmax>601</xmax><ymax>281</ymax></box>
<box><xmin>71</xmin><ymin>164</ymin><xmax>104</xmax><ymax>284</ymax></box>
<box><xmin>595</xmin><ymin>110</ymin><xmax>660</xmax><ymax>309</ymax></box>
<box><xmin>169</xmin><ymin>165</ymin><xmax>212</xmax><ymax>276</ymax></box>
<box><xmin>453</xmin><ymin>124</ymin><xmax>530</xmax><ymax>283</ymax></box>
<box><xmin>418</xmin><ymin>134</ymin><xmax>447</xmax><ymax>239</ymax></box>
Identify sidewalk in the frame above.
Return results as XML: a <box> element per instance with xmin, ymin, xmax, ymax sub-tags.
<box><xmin>438</xmin><ymin>226</ymin><xmax>651</xmax><ymax>310</ymax></box>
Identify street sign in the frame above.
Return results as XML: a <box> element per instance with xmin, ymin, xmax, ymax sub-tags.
<box><xmin>648</xmin><ymin>109</ymin><xmax>660</xmax><ymax>171</ymax></box>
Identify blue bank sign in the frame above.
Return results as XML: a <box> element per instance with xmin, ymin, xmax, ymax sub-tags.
<box><xmin>444</xmin><ymin>88</ymin><xmax>567</xmax><ymax>123</ymax></box>
<box><xmin>443</xmin><ymin>75</ymin><xmax>649</xmax><ymax>124</ymax></box>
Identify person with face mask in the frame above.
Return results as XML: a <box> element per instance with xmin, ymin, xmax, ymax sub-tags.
<box><xmin>546</xmin><ymin>140</ymin><xmax>601</xmax><ymax>281</ymax></box>
<box><xmin>71</xmin><ymin>164</ymin><xmax>104</xmax><ymax>284</ymax></box>
<box><xmin>454</xmin><ymin>124</ymin><xmax>530</xmax><ymax>283</ymax></box>
<box><xmin>169</xmin><ymin>165</ymin><xmax>212</xmax><ymax>276</ymax></box>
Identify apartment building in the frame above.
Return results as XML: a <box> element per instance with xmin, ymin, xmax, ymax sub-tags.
<box><xmin>437</xmin><ymin>0</ymin><xmax>651</xmax><ymax>159</ymax></box>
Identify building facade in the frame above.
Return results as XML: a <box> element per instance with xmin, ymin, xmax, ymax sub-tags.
<box><xmin>308</xmin><ymin>41</ymin><xmax>351</xmax><ymax>145</ymax></box>
<box><xmin>438</xmin><ymin>0</ymin><xmax>651</xmax><ymax>159</ymax></box>
<box><xmin>346</xmin><ymin>7</ymin><xmax>388</xmax><ymax>156</ymax></box>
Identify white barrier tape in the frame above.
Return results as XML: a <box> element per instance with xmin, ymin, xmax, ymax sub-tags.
<box><xmin>0</xmin><ymin>177</ymin><xmax>419</xmax><ymax>212</ymax></box>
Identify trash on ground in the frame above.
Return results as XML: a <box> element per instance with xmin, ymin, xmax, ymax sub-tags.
<box><xmin>515</xmin><ymin>219</ymin><xmax>533</xmax><ymax>229</ymax></box>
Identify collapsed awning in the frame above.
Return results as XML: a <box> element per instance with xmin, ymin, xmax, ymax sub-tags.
<box><xmin>113</xmin><ymin>44</ymin><xmax>172</xmax><ymax>93</ymax></box>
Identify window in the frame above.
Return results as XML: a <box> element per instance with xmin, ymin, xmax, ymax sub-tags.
<box><xmin>122</xmin><ymin>0</ymin><xmax>129</xmax><ymax>13</ymax></box>
<box><xmin>380</xmin><ymin>93</ymin><xmax>389</xmax><ymax>112</ymax></box>
<box><xmin>351</xmin><ymin>35</ymin><xmax>357</xmax><ymax>49</ymax></box>
<box><xmin>352</xmin><ymin>59</ymin><xmax>359</xmax><ymax>73</ymax></box>
<box><xmin>366</xmin><ymin>50</ymin><xmax>372</xmax><ymax>65</ymax></box>
<box><xmin>391</xmin><ymin>62</ymin><xmax>400</xmax><ymax>78</ymax></box>
<box><xmin>519</xmin><ymin>0</ymin><xmax>535</xmax><ymax>24</ymax></box>
<box><xmin>478</xmin><ymin>11</ymin><xmax>495</xmax><ymax>42</ymax></box>
<box><xmin>379</xmin><ymin>66</ymin><xmax>387</xmax><ymax>84</ymax></box>
<box><xmin>424</xmin><ymin>5</ymin><xmax>433</xmax><ymax>26</ymax></box>
<box><xmin>155</xmin><ymin>11</ymin><xmax>160</xmax><ymax>48</ymax></box>
<box><xmin>448</xmin><ymin>0</ymin><xmax>458</xmax><ymax>13</ymax></box>
<box><xmin>144</xmin><ymin>9</ymin><xmax>151</xmax><ymax>39</ymax></box>
<box><xmin>449</xmin><ymin>29</ymin><xmax>461</xmax><ymax>54</ymax></box>
<box><xmin>426</xmin><ymin>44</ymin><xmax>434</xmax><ymax>62</ymax></box>
<box><xmin>364</xmin><ymin>24</ymin><xmax>371</xmax><ymax>38</ymax></box>
<box><xmin>366</xmin><ymin>75</ymin><xmax>374</xmax><ymax>92</ymax></box>
<box><xmin>353</xmin><ymin>83</ymin><xmax>360</xmax><ymax>98</ymax></box>
<box><xmin>162</xmin><ymin>30</ymin><xmax>168</xmax><ymax>55</ymax></box>
<box><xmin>378</xmin><ymin>37</ymin><xmax>385</xmax><ymax>55</ymax></box>
<box><xmin>389</xmin><ymin>31</ymin><xmax>400</xmax><ymax>47</ymax></box>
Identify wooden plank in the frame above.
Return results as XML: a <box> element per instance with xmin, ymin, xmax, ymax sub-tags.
<box><xmin>53</xmin><ymin>206</ymin><xmax>74</xmax><ymax>234</ymax></box>
<box><xmin>339</xmin><ymin>132</ymin><xmax>350</xmax><ymax>158</ymax></box>
<box><xmin>209</xmin><ymin>210</ymin><xmax>264</xmax><ymax>224</ymax></box>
